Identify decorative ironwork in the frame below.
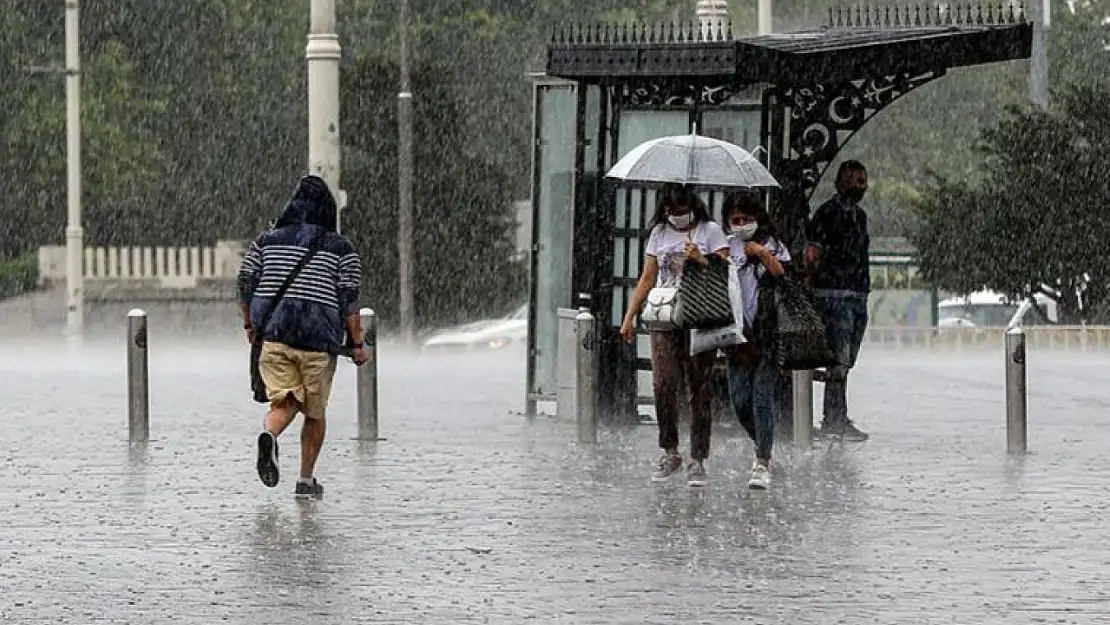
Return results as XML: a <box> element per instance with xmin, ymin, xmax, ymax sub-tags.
<box><xmin>826</xmin><ymin>3</ymin><xmax>1027</xmax><ymax>28</ymax></box>
<box><xmin>776</xmin><ymin>70</ymin><xmax>941</xmax><ymax>200</ymax></box>
<box><xmin>618</xmin><ymin>80</ymin><xmax>743</xmax><ymax>108</ymax></box>
<box><xmin>550</xmin><ymin>19</ymin><xmax>733</xmax><ymax>45</ymax></box>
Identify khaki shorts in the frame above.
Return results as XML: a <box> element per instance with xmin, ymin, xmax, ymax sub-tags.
<box><xmin>259</xmin><ymin>341</ymin><xmax>338</xmax><ymax>420</ymax></box>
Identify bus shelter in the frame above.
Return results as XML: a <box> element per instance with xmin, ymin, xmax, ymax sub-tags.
<box><xmin>525</xmin><ymin>5</ymin><xmax>1032</xmax><ymax>421</ymax></box>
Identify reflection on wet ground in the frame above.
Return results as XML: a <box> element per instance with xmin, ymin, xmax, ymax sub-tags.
<box><xmin>1</xmin><ymin>341</ymin><xmax>1108</xmax><ymax>624</ymax></box>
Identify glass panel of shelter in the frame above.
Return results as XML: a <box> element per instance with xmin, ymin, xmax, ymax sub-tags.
<box><xmin>531</xmin><ymin>82</ymin><xmax>577</xmax><ymax>399</ymax></box>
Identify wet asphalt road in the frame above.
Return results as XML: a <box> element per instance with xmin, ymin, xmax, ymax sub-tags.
<box><xmin>1</xmin><ymin>336</ymin><xmax>1108</xmax><ymax>624</ymax></box>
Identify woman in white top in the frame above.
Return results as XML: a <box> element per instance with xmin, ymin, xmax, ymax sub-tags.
<box><xmin>620</xmin><ymin>184</ymin><xmax>729</xmax><ymax>487</ymax></box>
<box><xmin>722</xmin><ymin>191</ymin><xmax>790</xmax><ymax>491</ymax></box>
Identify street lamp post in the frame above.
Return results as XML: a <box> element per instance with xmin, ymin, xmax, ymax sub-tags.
<box><xmin>397</xmin><ymin>0</ymin><xmax>415</xmax><ymax>344</ymax></box>
<box><xmin>65</xmin><ymin>0</ymin><xmax>84</xmax><ymax>339</ymax></box>
<box><xmin>758</xmin><ymin>0</ymin><xmax>773</xmax><ymax>35</ymax></box>
<box><xmin>306</xmin><ymin>0</ymin><xmax>344</xmax><ymax>228</ymax></box>
<box><xmin>1030</xmin><ymin>0</ymin><xmax>1049</xmax><ymax>108</ymax></box>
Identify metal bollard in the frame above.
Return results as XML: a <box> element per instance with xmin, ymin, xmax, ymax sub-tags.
<box><xmin>126</xmin><ymin>309</ymin><xmax>150</xmax><ymax>443</ymax></box>
<box><xmin>1005</xmin><ymin>327</ymin><xmax>1027</xmax><ymax>454</ymax></box>
<box><xmin>791</xmin><ymin>369</ymin><xmax>814</xmax><ymax>446</ymax></box>
<box><xmin>357</xmin><ymin>307</ymin><xmax>379</xmax><ymax>441</ymax></box>
<box><xmin>575</xmin><ymin>308</ymin><xmax>598</xmax><ymax>444</ymax></box>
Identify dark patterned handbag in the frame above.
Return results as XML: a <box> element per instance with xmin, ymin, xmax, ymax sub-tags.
<box><xmin>758</xmin><ymin>274</ymin><xmax>837</xmax><ymax>371</ymax></box>
<box><xmin>675</xmin><ymin>255</ymin><xmax>733</xmax><ymax>330</ymax></box>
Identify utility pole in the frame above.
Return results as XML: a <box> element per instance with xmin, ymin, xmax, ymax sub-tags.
<box><xmin>397</xmin><ymin>0</ymin><xmax>415</xmax><ymax>344</ymax></box>
<box><xmin>758</xmin><ymin>0</ymin><xmax>773</xmax><ymax>35</ymax></box>
<box><xmin>65</xmin><ymin>0</ymin><xmax>84</xmax><ymax>341</ymax></box>
<box><xmin>306</xmin><ymin>0</ymin><xmax>345</xmax><ymax>228</ymax></box>
<box><xmin>1030</xmin><ymin>0</ymin><xmax>1048</xmax><ymax>108</ymax></box>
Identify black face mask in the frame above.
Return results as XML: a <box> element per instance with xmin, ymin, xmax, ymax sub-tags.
<box><xmin>842</xmin><ymin>188</ymin><xmax>866</xmax><ymax>204</ymax></box>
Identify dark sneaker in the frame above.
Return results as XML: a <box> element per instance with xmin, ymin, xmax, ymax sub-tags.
<box><xmin>256</xmin><ymin>431</ymin><xmax>280</xmax><ymax>488</ymax></box>
<box><xmin>651</xmin><ymin>453</ymin><xmax>683</xmax><ymax>482</ymax></box>
<box><xmin>686</xmin><ymin>460</ymin><xmax>708</xmax><ymax>487</ymax></box>
<box><xmin>820</xmin><ymin>421</ymin><xmax>870</xmax><ymax>442</ymax></box>
<box><xmin>812</xmin><ymin>369</ymin><xmax>829</xmax><ymax>383</ymax></box>
<box><xmin>294</xmin><ymin>479</ymin><xmax>324</xmax><ymax>500</ymax></box>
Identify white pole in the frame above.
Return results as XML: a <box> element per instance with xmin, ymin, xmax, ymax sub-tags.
<box><xmin>64</xmin><ymin>0</ymin><xmax>84</xmax><ymax>340</ymax></box>
<box><xmin>397</xmin><ymin>0</ymin><xmax>415</xmax><ymax>344</ymax></box>
<box><xmin>1030</xmin><ymin>0</ymin><xmax>1048</xmax><ymax>107</ymax></box>
<box><xmin>306</xmin><ymin>0</ymin><xmax>344</xmax><ymax>229</ymax></box>
<box><xmin>758</xmin><ymin>0</ymin><xmax>773</xmax><ymax>35</ymax></box>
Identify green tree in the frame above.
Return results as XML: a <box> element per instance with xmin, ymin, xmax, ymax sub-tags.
<box><xmin>908</xmin><ymin>81</ymin><xmax>1110</xmax><ymax>323</ymax></box>
<box><xmin>0</xmin><ymin>3</ymin><xmax>166</xmax><ymax>258</ymax></box>
<box><xmin>342</xmin><ymin>55</ymin><xmax>526</xmax><ymax>330</ymax></box>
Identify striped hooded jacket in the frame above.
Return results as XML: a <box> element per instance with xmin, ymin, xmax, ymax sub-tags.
<box><xmin>237</xmin><ymin>175</ymin><xmax>362</xmax><ymax>353</ymax></box>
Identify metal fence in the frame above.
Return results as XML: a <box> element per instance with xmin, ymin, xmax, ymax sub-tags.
<box><xmin>864</xmin><ymin>326</ymin><xmax>1110</xmax><ymax>352</ymax></box>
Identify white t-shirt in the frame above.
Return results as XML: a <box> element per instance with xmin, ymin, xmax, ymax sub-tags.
<box><xmin>728</xmin><ymin>234</ymin><xmax>791</xmax><ymax>326</ymax></box>
<box><xmin>645</xmin><ymin>221</ymin><xmax>729</xmax><ymax>288</ymax></box>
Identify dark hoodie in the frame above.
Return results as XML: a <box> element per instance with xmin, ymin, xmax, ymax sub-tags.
<box><xmin>237</xmin><ymin>175</ymin><xmax>362</xmax><ymax>353</ymax></box>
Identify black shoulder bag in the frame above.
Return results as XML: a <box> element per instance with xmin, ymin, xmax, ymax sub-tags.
<box><xmin>249</xmin><ymin>233</ymin><xmax>327</xmax><ymax>403</ymax></box>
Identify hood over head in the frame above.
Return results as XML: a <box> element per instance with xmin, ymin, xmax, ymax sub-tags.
<box><xmin>274</xmin><ymin>174</ymin><xmax>338</xmax><ymax>232</ymax></box>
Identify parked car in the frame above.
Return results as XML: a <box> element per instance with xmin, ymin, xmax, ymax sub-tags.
<box><xmin>421</xmin><ymin>304</ymin><xmax>528</xmax><ymax>351</ymax></box>
<box><xmin>937</xmin><ymin>290</ymin><xmax>1057</xmax><ymax>330</ymax></box>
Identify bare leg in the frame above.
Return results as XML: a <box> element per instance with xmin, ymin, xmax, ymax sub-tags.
<box><xmin>299</xmin><ymin>417</ymin><xmax>326</xmax><ymax>479</ymax></box>
<box><xmin>264</xmin><ymin>396</ymin><xmax>299</xmax><ymax>436</ymax></box>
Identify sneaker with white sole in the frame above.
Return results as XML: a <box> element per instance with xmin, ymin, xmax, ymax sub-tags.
<box><xmin>256</xmin><ymin>431</ymin><xmax>280</xmax><ymax>488</ymax></box>
<box><xmin>748</xmin><ymin>461</ymin><xmax>770</xmax><ymax>490</ymax></box>
<box><xmin>687</xmin><ymin>460</ymin><xmax>708</xmax><ymax>487</ymax></box>
<box><xmin>651</xmin><ymin>453</ymin><xmax>683</xmax><ymax>482</ymax></box>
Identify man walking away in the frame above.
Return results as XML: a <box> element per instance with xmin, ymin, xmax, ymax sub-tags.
<box><xmin>804</xmin><ymin>160</ymin><xmax>871</xmax><ymax>442</ymax></box>
<box><xmin>238</xmin><ymin>175</ymin><xmax>367</xmax><ymax>498</ymax></box>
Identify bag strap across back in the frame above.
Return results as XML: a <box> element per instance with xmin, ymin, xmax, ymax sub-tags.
<box><xmin>254</xmin><ymin>229</ymin><xmax>327</xmax><ymax>343</ymax></box>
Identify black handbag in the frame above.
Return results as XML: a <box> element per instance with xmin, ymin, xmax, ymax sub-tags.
<box><xmin>675</xmin><ymin>254</ymin><xmax>733</xmax><ymax>330</ymax></box>
<box><xmin>249</xmin><ymin>232</ymin><xmax>327</xmax><ymax>403</ymax></box>
<box><xmin>759</xmin><ymin>275</ymin><xmax>838</xmax><ymax>371</ymax></box>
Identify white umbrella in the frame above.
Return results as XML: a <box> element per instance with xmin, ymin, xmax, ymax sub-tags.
<box><xmin>605</xmin><ymin>131</ymin><xmax>779</xmax><ymax>188</ymax></box>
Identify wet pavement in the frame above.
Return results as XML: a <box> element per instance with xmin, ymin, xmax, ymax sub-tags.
<box><xmin>1</xmin><ymin>336</ymin><xmax>1108</xmax><ymax>624</ymax></box>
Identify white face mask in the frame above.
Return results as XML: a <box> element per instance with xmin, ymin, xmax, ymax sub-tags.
<box><xmin>668</xmin><ymin>213</ymin><xmax>693</xmax><ymax>229</ymax></box>
<box><xmin>734</xmin><ymin>223</ymin><xmax>758</xmax><ymax>241</ymax></box>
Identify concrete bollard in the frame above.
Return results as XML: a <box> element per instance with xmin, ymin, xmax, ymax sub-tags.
<box><xmin>1005</xmin><ymin>327</ymin><xmax>1027</xmax><ymax>454</ymax></box>
<box><xmin>791</xmin><ymin>370</ymin><xmax>814</xmax><ymax>446</ymax></box>
<box><xmin>126</xmin><ymin>309</ymin><xmax>150</xmax><ymax>443</ymax></box>
<box><xmin>575</xmin><ymin>307</ymin><xmax>598</xmax><ymax>445</ymax></box>
<box><xmin>357</xmin><ymin>307</ymin><xmax>379</xmax><ymax>441</ymax></box>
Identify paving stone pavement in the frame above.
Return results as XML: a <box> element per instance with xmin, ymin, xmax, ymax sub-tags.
<box><xmin>1</xmin><ymin>335</ymin><xmax>1108</xmax><ymax>624</ymax></box>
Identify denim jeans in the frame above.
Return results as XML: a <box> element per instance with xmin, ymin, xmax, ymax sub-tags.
<box><xmin>726</xmin><ymin>346</ymin><xmax>778</xmax><ymax>461</ymax></box>
<box><xmin>815</xmin><ymin>295</ymin><xmax>869</xmax><ymax>426</ymax></box>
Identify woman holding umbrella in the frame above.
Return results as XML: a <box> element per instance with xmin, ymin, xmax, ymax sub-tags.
<box><xmin>619</xmin><ymin>183</ymin><xmax>729</xmax><ymax>487</ymax></box>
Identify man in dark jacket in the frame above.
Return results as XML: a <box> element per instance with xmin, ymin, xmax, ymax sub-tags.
<box><xmin>238</xmin><ymin>175</ymin><xmax>367</xmax><ymax>498</ymax></box>
<box><xmin>804</xmin><ymin>160</ymin><xmax>871</xmax><ymax>442</ymax></box>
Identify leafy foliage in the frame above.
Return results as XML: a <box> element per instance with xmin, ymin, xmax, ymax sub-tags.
<box><xmin>0</xmin><ymin>253</ymin><xmax>39</xmax><ymax>300</ymax></box>
<box><xmin>342</xmin><ymin>56</ymin><xmax>526</xmax><ymax>329</ymax></box>
<box><xmin>909</xmin><ymin>82</ymin><xmax>1110</xmax><ymax>321</ymax></box>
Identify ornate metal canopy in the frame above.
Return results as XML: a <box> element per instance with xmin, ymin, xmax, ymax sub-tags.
<box><xmin>547</xmin><ymin>5</ymin><xmax>1032</xmax><ymax>87</ymax></box>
